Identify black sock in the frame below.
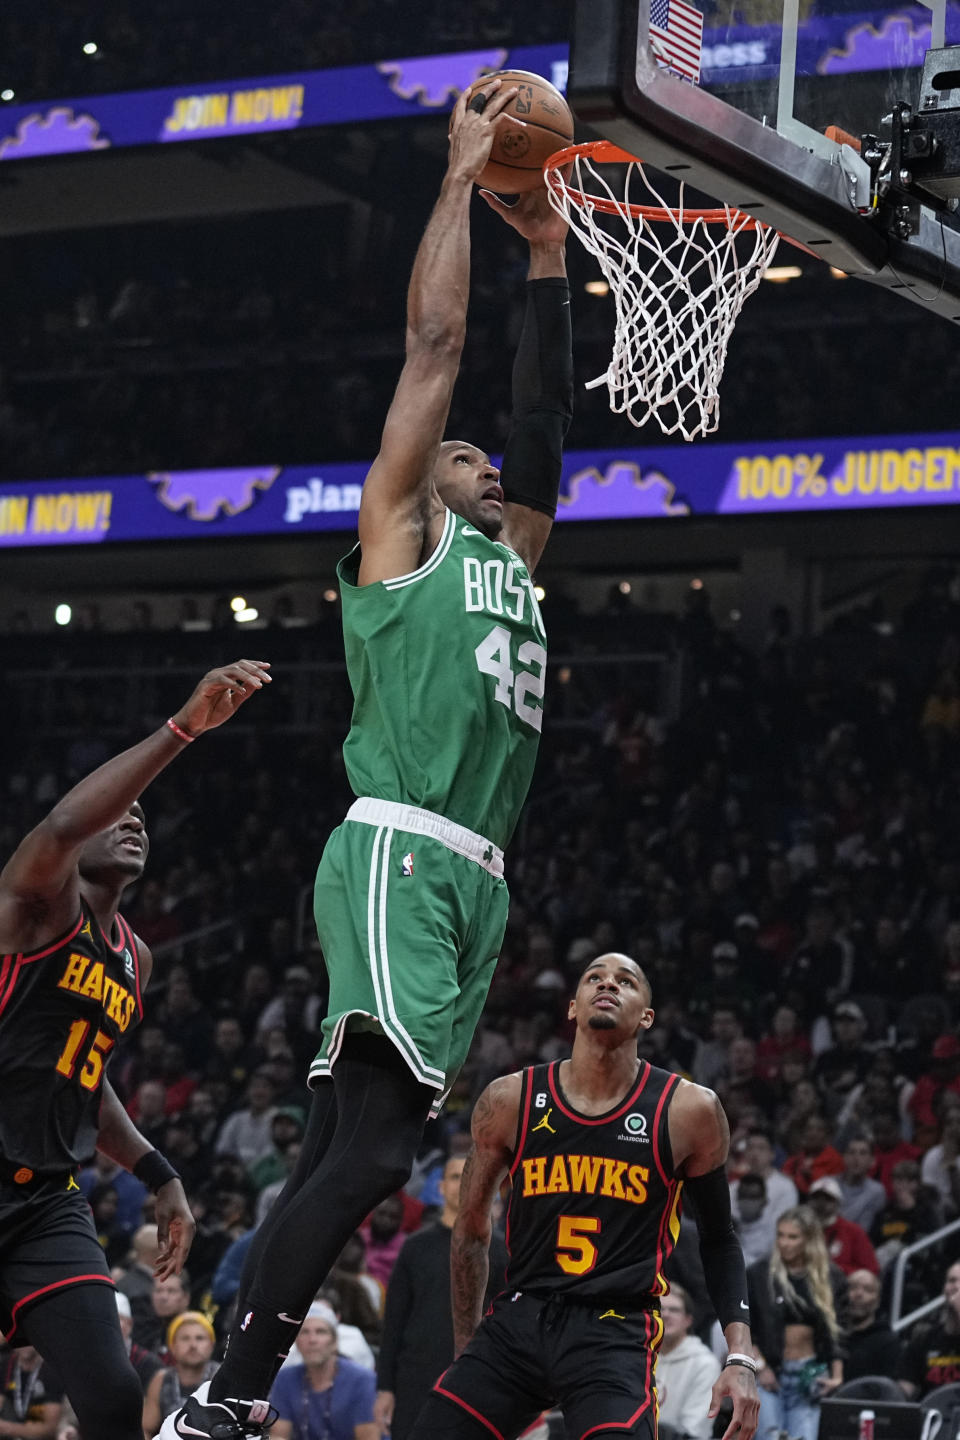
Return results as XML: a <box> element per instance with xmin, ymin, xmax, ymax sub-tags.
<box><xmin>210</xmin><ymin>1034</ymin><xmax>433</xmax><ymax>1402</ymax></box>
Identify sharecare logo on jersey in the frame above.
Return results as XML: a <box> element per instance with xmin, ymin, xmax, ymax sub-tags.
<box><xmin>401</xmin><ymin>851</ymin><xmax>414</xmax><ymax>876</ymax></box>
<box><xmin>463</xmin><ymin>557</ymin><xmax>546</xmax><ymax>641</ymax></box>
<box><xmin>621</xmin><ymin>1112</ymin><xmax>649</xmax><ymax>1143</ymax></box>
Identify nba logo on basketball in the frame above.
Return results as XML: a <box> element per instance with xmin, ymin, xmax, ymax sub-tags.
<box><xmin>402</xmin><ymin>852</ymin><xmax>414</xmax><ymax>877</ymax></box>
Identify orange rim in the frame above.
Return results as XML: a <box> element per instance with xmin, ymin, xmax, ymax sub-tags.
<box><xmin>544</xmin><ymin>139</ymin><xmax>769</xmax><ymax>230</ymax></box>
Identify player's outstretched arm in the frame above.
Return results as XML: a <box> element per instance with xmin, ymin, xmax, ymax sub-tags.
<box><xmin>0</xmin><ymin>659</ymin><xmax>271</xmax><ymax>940</ymax></box>
<box><xmin>670</xmin><ymin>1082</ymin><xmax>760</xmax><ymax>1440</ymax></box>
<box><xmin>357</xmin><ymin>79</ymin><xmax>518</xmax><ymax>585</ymax></box>
<box><xmin>451</xmin><ymin>1073</ymin><xmax>521</xmax><ymax>1356</ymax></box>
<box><xmin>484</xmin><ymin>185</ymin><xmax>572</xmax><ymax>574</ymax></box>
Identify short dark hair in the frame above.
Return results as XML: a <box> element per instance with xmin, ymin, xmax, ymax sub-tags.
<box><xmin>578</xmin><ymin>955</ymin><xmax>652</xmax><ymax>1007</ymax></box>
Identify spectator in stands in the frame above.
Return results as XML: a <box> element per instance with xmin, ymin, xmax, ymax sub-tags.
<box><xmin>748</xmin><ymin>1206</ymin><xmax>846</xmax><ymax>1440</ymax></box>
<box><xmin>214</xmin><ymin>1068</ymin><xmax>279</xmax><ymax>1169</ymax></box>
<box><xmin>921</xmin><ymin>1093</ymin><xmax>960</xmax><ymax>1216</ymax></box>
<box><xmin>116</xmin><ymin>1224</ymin><xmax>163</xmax><ymax>1347</ymax></box>
<box><xmin>900</xmin><ymin>1260</ymin><xmax>960</xmax><ymax>1397</ymax></box>
<box><xmin>844</xmin><ymin>1268</ymin><xmax>901</xmax><ymax>1381</ymax></box>
<box><xmin>328</xmin><ymin>1234</ymin><xmax>384</xmax><ymax>1342</ymax></box>
<box><xmin>78</xmin><ymin>1149</ymin><xmax>147</xmax><ymax>1239</ymax></box>
<box><xmin>656</xmin><ymin>1284</ymin><xmax>721</xmax><ymax>1439</ymax></box>
<box><xmin>0</xmin><ymin>1345</ymin><xmax>63</xmax><ymax>1434</ymax></box>
<box><xmin>205</xmin><ymin>1014</ymin><xmax>254</xmax><ymax>1100</ymax></box>
<box><xmin>126</xmin><ymin>1078</ymin><xmax>171</xmax><ymax>1147</ymax></box>
<box><xmin>813</xmin><ymin>1001</ymin><xmax>872</xmax><ymax>1100</ymax></box>
<box><xmin>113</xmin><ymin>1291</ymin><xmax>162</xmax><ymax>1394</ymax></box>
<box><xmin>247</xmin><ymin>1108</ymin><xmax>305</xmax><ymax>1196</ymax></box>
<box><xmin>737</xmin><ymin>1128</ymin><xmax>798</xmax><ymax>1222</ymax></box>
<box><xmin>269</xmin><ymin>1301</ymin><xmax>378</xmax><ymax>1440</ymax></box>
<box><xmin>254</xmin><ymin>962</ymin><xmax>322</xmax><ymax>1041</ymax></box>
<box><xmin>148</xmin><ymin>1271</ymin><xmax>192</xmax><ymax>1358</ymax></box>
<box><xmin>142</xmin><ymin>1312</ymin><xmax>219</xmax><ymax>1438</ymax></box>
<box><xmin>731</xmin><ymin>1172</ymin><xmax>775</xmax><ymax>1266</ymax></box>
<box><xmin>89</xmin><ymin>1182</ymin><xmax>131</xmax><ymax>1268</ymax></box>
<box><xmin>838</xmin><ymin>1135</ymin><xmax>887</xmax><ymax>1234</ymax></box>
<box><xmin>787</xmin><ymin>905</ymin><xmax>855</xmax><ymax>1011</ymax></box>
<box><xmin>154</xmin><ymin>966</ymin><xmax>213</xmax><ymax>1070</ymax></box>
<box><xmin>871</xmin><ymin>1159</ymin><xmax>943</xmax><ymax>1273</ymax></box>
<box><xmin>360</xmin><ymin>1195</ymin><xmax>405</xmax><ymax>1291</ymax></box>
<box><xmin>756</xmin><ymin>1003</ymin><xmax>811</xmax><ymax>1083</ymax></box>
<box><xmin>783</xmin><ymin>1114</ymin><xmax>845</xmax><ymax>1196</ymax></box>
<box><xmin>283</xmin><ymin>1288</ymin><xmax>375</xmax><ymax>1373</ymax></box>
<box><xmin>809</xmin><ymin>1175</ymin><xmax>879</xmax><ymax>1275</ymax></box>
<box><xmin>868</xmin><ymin>1108</ymin><xmax>921</xmax><ymax>1197</ymax></box>
<box><xmin>692</xmin><ymin>1004</ymin><xmax>743</xmax><ymax>1090</ymax></box>
<box><xmin>186</xmin><ymin>1086</ymin><xmax>223</xmax><ymax>1149</ymax></box>
<box><xmin>911</xmin><ymin>1036</ymin><xmax>960</xmax><ymax>1145</ymax></box>
<box><xmin>161</xmin><ymin>1116</ymin><xmax>210</xmax><ymax>1195</ymax></box>
<box><xmin>375</xmin><ymin>1156</ymin><xmax>506</xmax><ymax>1440</ymax></box>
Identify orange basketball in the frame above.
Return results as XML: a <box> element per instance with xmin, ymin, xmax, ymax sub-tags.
<box><xmin>462</xmin><ymin>69</ymin><xmax>574</xmax><ymax>193</ymax></box>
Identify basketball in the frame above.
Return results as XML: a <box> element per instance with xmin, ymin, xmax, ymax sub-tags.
<box><xmin>462</xmin><ymin>69</ymin><xmax>574</xmax><ymax>193</ymax></box>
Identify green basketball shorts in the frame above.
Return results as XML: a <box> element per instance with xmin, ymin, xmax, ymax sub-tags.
<box><xmin>309</xmin><ymin>797</ymin><xmax>510</xmax><ymax>1118</ymax></box>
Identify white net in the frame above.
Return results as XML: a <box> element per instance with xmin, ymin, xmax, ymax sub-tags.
<box><xmin>545</xmin><ymin>146</ymin><xmax>781</xmax><ymax>442</ymax></box>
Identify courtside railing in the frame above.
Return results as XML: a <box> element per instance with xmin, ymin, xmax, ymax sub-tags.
<box><xmin>890</xmin><ymin>1217</ymin><xmax>960</xmax><ymax>1332</ymax></box>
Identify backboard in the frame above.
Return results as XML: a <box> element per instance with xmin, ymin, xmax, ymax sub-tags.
<box><xmin>567</xmin><ymin>0</ymin><xmax>960</xmax><ymax>320</ymax></box>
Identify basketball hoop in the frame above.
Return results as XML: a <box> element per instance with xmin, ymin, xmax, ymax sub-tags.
<box><xmin>544</xmin><ymin>140</ymin><xmax>781</xmax><ymax>442</ymax></box>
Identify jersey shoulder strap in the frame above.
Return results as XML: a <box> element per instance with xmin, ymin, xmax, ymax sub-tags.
<box><xmin>649</xmin><ymin>1065</ymin><xmax>682</xmax><ymax>1183</ymax></box>
<box><xmin>509</xmin><ymin>1064</ymin><xmax>550</xmax><ymax>1177</ymax></box>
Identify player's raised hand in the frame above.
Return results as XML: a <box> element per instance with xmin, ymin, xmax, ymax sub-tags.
<box><xmin>170</xmin><ymin>659</ymin><xmax>271</xmax><ymax>737</ymax></box>
<box><xmin>479</xmin><ymin>180</ymin><xmax>569</xmax><ymax>248</ymax></box>
<box><xmin>447</xmin><ymin>78</ymin><xmax>518</xmax><ymax>184</ymax></box>
<box><xmin>153</xmin><ymin>1178</ymin><xmax>196</xmax><ymax>1280</ymax></box>
<box><xmin>709</xmin><ymin>1363</ymin><xmax>760</xmax><ymax>1440</ymax></box>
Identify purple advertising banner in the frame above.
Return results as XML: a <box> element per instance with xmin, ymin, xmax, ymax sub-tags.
<box><xmin>1</xmin><ymin>433</ymin><xmax>957</xmax><ymax>549</ymax></box>
<box><xmin>0</xmin><ymin>7</ymin><xmax>955</xmax><ymax>163</ymax></box>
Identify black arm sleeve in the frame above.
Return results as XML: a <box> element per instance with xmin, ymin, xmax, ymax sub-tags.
<box><xmin>683</xmin><ymin>1165</ymin><xmax>751</xmax><ymax>1332</ymax></box>
<box><xmin>499</xmin><ymin>277</ymin><xmax>574</xmax><ymax>518</ymax></box>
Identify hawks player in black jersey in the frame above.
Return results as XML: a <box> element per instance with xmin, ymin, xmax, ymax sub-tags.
<box><xmin>411</xmin><ymin>953</ymin><xmax>760</xmax><ymax>1440</ymax></box>
<box><xmin>0</xmin><ymin>658</ymin><xmax>270</xmax><ymax>1440</ymax></box>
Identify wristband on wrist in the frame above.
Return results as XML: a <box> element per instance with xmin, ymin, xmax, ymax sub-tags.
<box><xmin>166</xmin><ymin>717</ymin><xmax>196</xmax><ymax>744</ymax></box>
<box><xmin>133</xmin><ymin>1150</ymin><xmax>181</xmax><ymax>1192</ymax></box>
<box><xmin>725</xmin><ymin>1353</ymin><xmax>759</xmax><ymax>1373</ymax></box>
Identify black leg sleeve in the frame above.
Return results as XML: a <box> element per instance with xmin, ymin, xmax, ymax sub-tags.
<box><xmin>233</xmin><ymin>1076</ymin><xmax>340</xmax><ymax>1320</ymax></box>
<box><xmin>26</xmin><ymin>1282</ymin><xmax>144</xmax><ymax>1440</ymax></box>
<box><xmin>210</xmin><ymin>1033</ymin><xmax>433</xmax><ymax>1404</ymax></box>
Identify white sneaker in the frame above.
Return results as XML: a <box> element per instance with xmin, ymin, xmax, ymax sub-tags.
<box><xmin>157</xmin><ymin>1381</ymin><xmax>277</xmax><ymax>1439</ymax></box>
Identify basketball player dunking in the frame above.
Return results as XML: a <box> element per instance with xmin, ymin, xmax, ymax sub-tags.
<box><xmin>167</xmin><ymin>76</ymin><xmax>573</xmax><ymax>1440</ymax></box>
<box><xmin>410</xmin><ymin>954</ymin><xmax>760</xmax><ymax>1440</ymax></box>
<box><xmin>0</xmin><ymin>659</ymin><xmax>270</xmax><ymax>1440</ymax></box>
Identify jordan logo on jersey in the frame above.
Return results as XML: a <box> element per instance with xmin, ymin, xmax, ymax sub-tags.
<box><xmin>531</xmin><ymin>1109</ymin><xmax>556</xmax><ymax>1135</ymax></box>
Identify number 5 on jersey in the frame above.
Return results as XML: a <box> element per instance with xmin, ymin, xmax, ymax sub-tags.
<box><xmin>555</xmin><ymin>1215</ymin><xmax>601</xmax><ymax>1275</ymax></box>
<box><xmin>475</xmin><ymin>625</ymin><xmax>546</xmax><ymax>733</ymax></box>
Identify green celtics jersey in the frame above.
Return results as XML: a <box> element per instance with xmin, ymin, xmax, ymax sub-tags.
<box><xmin>337</xmin><ymin>507</ymin><xmax>547</xmax><ymax>850</ymax></box>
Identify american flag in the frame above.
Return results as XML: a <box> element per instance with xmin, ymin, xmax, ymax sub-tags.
<box><xmin>650</xmin><ymin>0</ymin><xmax>704</xmax><ymax>83</ymax></box>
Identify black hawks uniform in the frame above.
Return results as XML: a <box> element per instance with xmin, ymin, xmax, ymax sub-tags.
<box><xmin>0</xmin><ymin>900</ymin><xmax>143</xmax><ymax>1341</ymax></box>
<box><xmin>431</xmin><ymin>1060</ymin><xmax>683</xmax><ymax>1440</ymax></box>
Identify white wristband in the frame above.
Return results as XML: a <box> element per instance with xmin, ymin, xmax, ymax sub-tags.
<box><xmin>725</xmin><ymin>1353</ymin><xmax>758</xmax><ymax>1372</ymax></box>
